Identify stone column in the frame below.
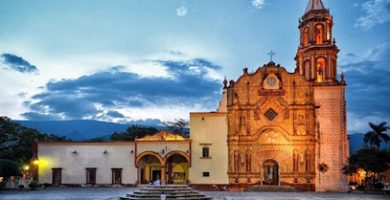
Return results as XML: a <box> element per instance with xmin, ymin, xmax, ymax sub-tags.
<box><xmin>161</xmin><ymin>166</ymin><xmax>165</xmax><ymax>185</ymax></box>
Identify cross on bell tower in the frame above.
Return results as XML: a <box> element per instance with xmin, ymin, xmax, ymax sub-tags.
<box><xmin>267</xmin><ymin>51</ymin><xmax>276</xmax><ymax>62</ymax></box>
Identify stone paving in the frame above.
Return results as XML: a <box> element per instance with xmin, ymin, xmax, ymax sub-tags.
<box><xmin>0</xmin><ymin>187</ymin><xmax>388</xmax><ymax>200</ymax></box>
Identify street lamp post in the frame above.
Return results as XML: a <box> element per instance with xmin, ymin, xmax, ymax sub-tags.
<box><xmin>30</xmin><ymin>158</ymin><xmax>39</xmax><ymax>181</ymax></box>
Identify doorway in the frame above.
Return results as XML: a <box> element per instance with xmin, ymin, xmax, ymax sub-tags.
<box><xmin>152</xmin><ymin>170</ymin><xmax>161</xmax><ymax>182</ymax></box>
<box><xmin>138</xmin><ymin>154</ymin><xmax>162</xmax><ymax>184</ymax></box>
<box><xmin>86</xmin><ymin>168</ymin><xmax>96</xmax><ymax>185</ymax></box>
<box><xmin>52</xmin><ymin>168</ymin><xmax>62</xmax><ymax>186</ymax></box>
<box><xmin>263</xmin><ymin>159</ymin><xmax>279</xmax><ymax>185</ymax></box>
<box><xmin>112</xmin><ymin>168</ymin><xmax>122</xmax><ymax>184</ymax></box>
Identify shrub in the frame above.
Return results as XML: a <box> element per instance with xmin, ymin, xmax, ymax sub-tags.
<box><xmin>373</xmin><ymin>183</ymin><xmax>384</xmax><ymax>190</ymax></box>
<box><xmin>29</xmin><ymin>180</ymin><xmax>40</xmax><ymax>190</ymax></box>
<box><xmin>42</xmin><ymin>183</ymin><xmax>50</xmax><ymax>189</ymax></box>
<box><xmin>356</xmin><ymin>185</ymin><xmax>365</xmax><ymax>191</ymax></box>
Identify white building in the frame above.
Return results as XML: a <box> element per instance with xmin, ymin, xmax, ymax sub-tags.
<box><xmin>35</xmin><ymin>127</ymin><xmax>229</xmax><ymax>188</ymax></box>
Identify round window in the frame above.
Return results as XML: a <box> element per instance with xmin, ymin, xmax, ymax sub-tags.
<box><xmin>267</xmin><ymin>77</ymin><xmax>276</xmax><ymax>86</ymax></box>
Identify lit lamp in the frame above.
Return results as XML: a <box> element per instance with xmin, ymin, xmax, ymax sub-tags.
<box><xmin>22</xmin><ymin>165</ymin><xmax>30</xmax><ymax>179</ymax></box>
<box><xmin>32</xmin><ymin>159</ymin><xmax>39</xmax><ymax>166</ymax></box>
<box><xmin>23</xmin><ymin>165</ymin><xmax>30</xmax><ymax>171</ymax></box>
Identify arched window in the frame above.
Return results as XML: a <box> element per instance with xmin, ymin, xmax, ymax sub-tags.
<box><xmin>326</xmin><ymin>22</ymin><xmax>331</xmax><ymax>40</ymax></box>
<box><xmin>315</xmin><ymin>24</ymin><xmax>324</xmax><ymax>45</ymax></box>
<box><xmin>304</xmin><ymin>61</ymin><xmax>311</xmax><ymax>80</ymax></box>
<box><xmin>316</xmin><ymin>58</ymin><xmax>326</xmax><ymax>82</ymax></box>
<box><xmin>332</xmin><ymin>59</ymin><xmax>337</xmax><ymax>78</ymax></box>
<box><xmin>303</xmin><ymin>27</ymin><xmax>309</xmax><ymax>46</ymax></box>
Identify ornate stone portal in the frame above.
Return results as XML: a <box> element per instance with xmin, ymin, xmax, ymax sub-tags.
<box><xmin>226</xmin><ymin>63</ymin><xmax>316</xmax><ymax>189</ymax></box>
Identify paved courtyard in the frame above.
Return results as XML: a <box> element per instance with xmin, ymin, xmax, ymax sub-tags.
<box><xmin>0</xmin><ymin>187</ymin><xmax>388</xmax><ymax>200</ymax></box>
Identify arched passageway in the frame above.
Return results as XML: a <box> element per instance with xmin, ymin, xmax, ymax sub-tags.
<box><xmin>137</xmin><ymin>154</ymin><xmax>163</xmax><ymax>184</ymax></box>
<box><xmin>165</xmin><ymin>154</ymin><xmax>190</xmax><ymax>184</ymax></box>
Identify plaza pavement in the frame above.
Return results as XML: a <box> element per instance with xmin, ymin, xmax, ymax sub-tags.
<box><xmin>0</xmin><ymin>187</ymin><xmax>388</xmax><ymax>200</ymax></box>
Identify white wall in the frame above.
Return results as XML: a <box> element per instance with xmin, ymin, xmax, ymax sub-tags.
<box><xmin>37</xmin><ymin>142</ymin><xmax>137</xmax><ymax>185</ymax></box>
<box><xmin>189</xmin><ymin>112</ymin><xmax>229</xmax><ymax>184</ymax></box>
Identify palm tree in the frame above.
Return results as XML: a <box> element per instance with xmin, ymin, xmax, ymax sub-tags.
<box><xmin>364</xmin><ymin>122</ymin><xmax>390</xmax><ymax>149</ymax></box>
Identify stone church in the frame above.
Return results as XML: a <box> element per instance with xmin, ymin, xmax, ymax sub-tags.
<box><xmin>34</xmin><ymin>0</ymin><xmax>349</xmax><ymax>192</ymax></box>
<box><xmin>191</xmin><ymin>0</ymin><xmax>349</xmax><ymax>192</ymax></box>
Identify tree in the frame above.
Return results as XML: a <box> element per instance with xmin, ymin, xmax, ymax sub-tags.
<box><xmin>163</xmin><ymin>119</ymin><xmax>189</xmax><ymax>137</ymax></box>
<box><xmin>364</xmin><ymin>122</ymin><xmax>390</xmax><ymax>149</ymax></box>
<box><xmin>110</xmin><ymin>125</ymin><xmax>158</xmax><ymax>141</ymax></box>
<box><xmin>343</xmin><ymin>147</ymin><xmax>390</xmax><ymax>190</ymax></box>
<box><xmin>0</xmin><ymin>116</ymin><xmax>70</xmax><ymax>166</ymax></box>
<box><xmin>343</xmin><ymin>148</ymin><xmax>390</xmax><ymax>176</ymax></box>
<box><xmin>0</xmin><ymin>159</ymin><xmax>22</xmax><ymax>178</ymax></box>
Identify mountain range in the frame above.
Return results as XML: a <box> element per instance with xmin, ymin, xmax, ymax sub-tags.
<box><xmin>16</xmin><ymin>119</ymin><xmax>163</xmax><ymax>141</ymax></box>
<box><xmin>15</xmin><ymin>120</ymin><xmax>390</xmax><ymax>154</ymax></box>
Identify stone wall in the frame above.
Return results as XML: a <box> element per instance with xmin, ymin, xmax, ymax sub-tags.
<box><xmin>314</xmin><ymin>84</ymin><xmax>349</xmax><ymax>192</ymax></box>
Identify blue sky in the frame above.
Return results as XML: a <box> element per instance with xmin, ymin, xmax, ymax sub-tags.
<box><xmin>0</xmin><ymin>0</ymin><xmax>389</xmax><ymax>133</ymax></box>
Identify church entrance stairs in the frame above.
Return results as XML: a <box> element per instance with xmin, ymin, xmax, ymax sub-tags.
<box><xmin>120</xmin><ymin>185</ymin><xmax>211</xmax><ymax>200</ymax></box>
<box><xmin>246</xmin><ymin>185</ymin><xmax>298</xmax><ymax>192</ymax></box>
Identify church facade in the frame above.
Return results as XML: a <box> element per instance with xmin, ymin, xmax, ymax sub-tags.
<box><xmin>34</xmin><ymin>0</ymin><xmax>349</xmax><ymax>192</ymax></box>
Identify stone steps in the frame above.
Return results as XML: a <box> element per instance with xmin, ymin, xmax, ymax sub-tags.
<box><xmin>247</xmin><ymin>185</ymin><xmax>298</xmax><ymax>192</ymax></box>
<box><xmin>120</xmin><ymin>185</ymin><xmax>211</xmax><ymax>200</ymax></box>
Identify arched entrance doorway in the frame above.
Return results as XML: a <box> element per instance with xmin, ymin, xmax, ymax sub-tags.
<box><xmin>164</xmin><ymin>152</ymin><xmax>190</xmax><ymax>184</ymax></box>
<box><xmin>137</xmin><ymin>153</ymin><xmax>163</xmax><ymax>184</ymax></box>
<box><xmin>263</xmin><ymin>159</ymin><xmax>279</xmax><ymax>185</ymax></box>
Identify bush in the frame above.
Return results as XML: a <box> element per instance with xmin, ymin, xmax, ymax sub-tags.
<box><xmin>0</xmin><ymin>181</ymin><xmax>6</xmax><ymax>190</ymax></box>
<box><xmin>42</xmin><ymin>183</ymin><xmax>50</xmax><ymax>189</ymax></box>
<box><xmin>29</xmin><ymin>180</ymin><xmax>40</xmax><ymax>190</ymax></box>
<box><xmin>373</xmin><ymin>182</ymin><xmax>384</xmax><ymax>190</ymax></box>
<box><xmin>356</xmin><ymin>185</ymin><xmax>365</xmax><ymax>191</ymax></box>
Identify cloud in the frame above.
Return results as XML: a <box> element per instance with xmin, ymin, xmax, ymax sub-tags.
<box><xmin>252</xmin><ymin>0</ymin><xmax>265</xmax><ymax>9</ymax></box>
<box><xmin>339</xmin><ymin>43</ymin><xmax>390</xmax><ymax>133</ymax></box>
<box><xmin>355</xmin><ymin>0</ymin><xmax>390</xmax><ymax>29</ymax></box>
<box><xmin>176</xmin><ymin>5</ymin><xmax>187</xmax><ymax>17</ymax></box>
<box><xmin>0</xmin><ymin>53</ymin><xmax>38</xmax><ymax>73</ymax></box>
<box><xmin>22</xmin><ymin>112</ymin><xmax>62</xmax><ymax>121</ymax></box>
<box><xmin>22</xmin><ymin>58</ymin><xmax>223</xmax><ymax>121</ymax></box>
<box><xmin>348</xmin><ymin>112</ymin><xmax>390</xmax><ymax>133</ymax></box>
<box><xmin>106</xmin><ymin>111</ymin><xmax>125</xmax><ymax>118</ymax></box>
<box><xmin>344</xmin><ymin>65</ymin><xmax>390</xmax><ymax>116</ymax></box>
<box><xmin>339</xmin><ymin>43</ymin><xmax>388</xmax><ymax>71</ymax></box>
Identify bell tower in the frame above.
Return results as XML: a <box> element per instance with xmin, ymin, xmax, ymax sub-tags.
<box><xmin>296</xmin><ymin>0</ymin><xmax>339</xmax><ymax>83</ymax></box>
<box><xmin>295</xmin><ymin>0</ymin><xmax>349</xmax><ymax>192</ymax></box>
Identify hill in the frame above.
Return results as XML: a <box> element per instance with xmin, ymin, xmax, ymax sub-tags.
<box><xmin>15</xmin><ymin>119</ymin><xmax>162</xmax><ymax>141</ymax></box>
<box><xmin>349</xmin><ymin>133</ymin><xmax>390</xmax><ymax>153</ymax></box>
